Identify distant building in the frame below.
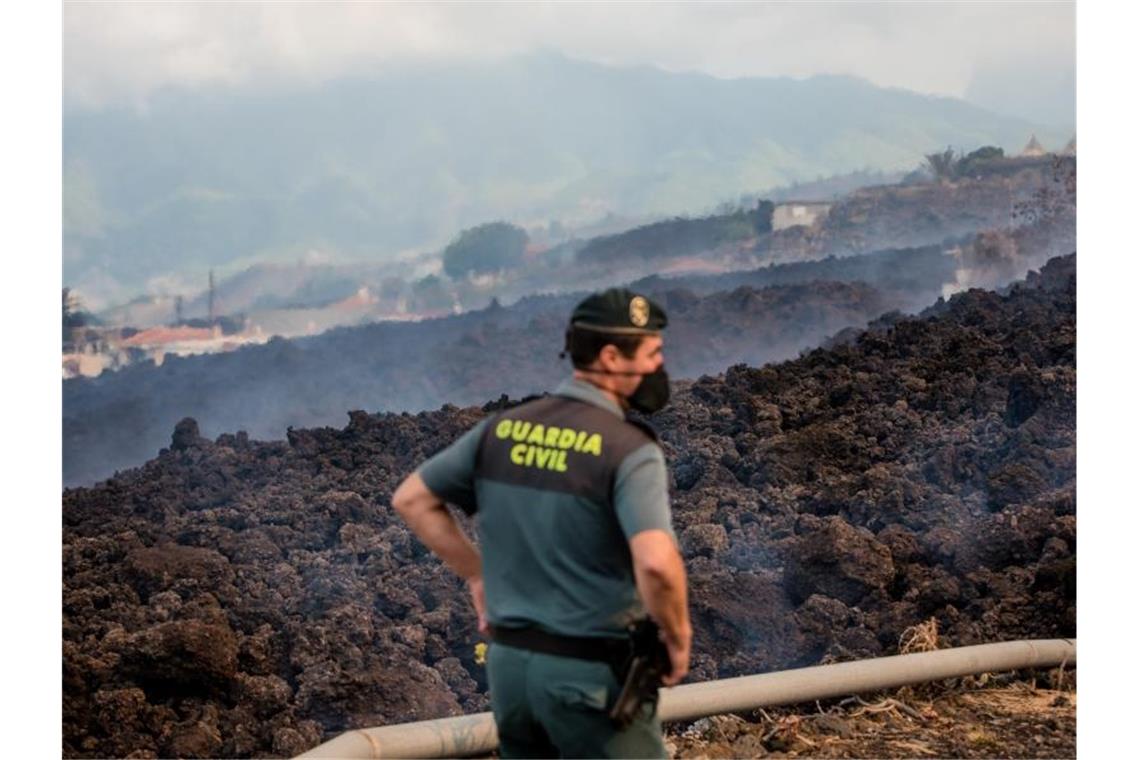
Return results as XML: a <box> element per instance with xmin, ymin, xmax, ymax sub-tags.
<box><xmin>120</xmin><ymin>324</ymin><xmax>220</xmax><ymax>350</ymax></box>
<box><xmin>62</xmin><ymin>321</ymin><xmax>269</xmax><ymax>378</ymax></box>
<box><xmin>119</xmin><ymin>324</ymin><xmax>225</xmax><ymax>367</ymax></box>
<box><xmin>1020</xmin><ymin>134</ymin><xmax>1047</xmax><ymax>157</ymax></box>
<box><xmin>1061</xmin><ymin>136</ymin><xmax>1076</xmax><ymax>156</ymax></box>
<box><xmin>772</xmin><ymin>201</ymin><xmax>832</xmax><ymax>232</ymax></box>
<box><xmin>62</xmin><ymin>348</ymin><xmax>118</xmax><ymax>379</ymax></box>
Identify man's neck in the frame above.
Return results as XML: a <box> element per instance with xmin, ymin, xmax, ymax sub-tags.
<box><xmin>572</xmin><ymin>370</ymin><xmax>628</xmax><ymax>412</ymax></box>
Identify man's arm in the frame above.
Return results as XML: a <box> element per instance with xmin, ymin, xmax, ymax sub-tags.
<box><xmin>629</xmin><ymin>529</ymin><xmax>691</xmax><ymax>686</ymax></box>
<box><xmin>391</xmin><ymin>472</ymin><xmax>487</xmax><ymax>632</ymax></box>
<box><xmin>614</xmin><ymin>442</ymin><xmax>691</xmax><ymax>685</ymax></box>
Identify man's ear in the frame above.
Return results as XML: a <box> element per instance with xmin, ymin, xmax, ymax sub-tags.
<box><xmin>597</xmin><ymin>343</ymin><xmax>620</xmax><ymax>369</ymax></box>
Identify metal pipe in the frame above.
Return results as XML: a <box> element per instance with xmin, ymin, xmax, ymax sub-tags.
<box><xmin>296</xmin><ymin>638</ymin><xmax>1075</xmax><ymax>759</ymax></box>
<box><xmin>296</xmin><ymin>712</ymin><xmax>497</xmax><ymax>760</ymax></box>
<box><xmin>657</xmin><ymin>638</ymin><xmax>1075</xmax><ymax>723</ymax></box>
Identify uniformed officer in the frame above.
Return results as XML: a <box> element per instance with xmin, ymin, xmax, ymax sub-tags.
<box><xmin>392</xmin><ymin>287</ymin><xmax>690</xmax><ymax>758</ymax></box>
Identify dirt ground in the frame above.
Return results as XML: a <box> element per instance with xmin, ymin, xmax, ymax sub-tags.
<box><xmin>666</xmin><ymin>672</ymin><xmax>1076</xmax><ymax>759</ymax></box>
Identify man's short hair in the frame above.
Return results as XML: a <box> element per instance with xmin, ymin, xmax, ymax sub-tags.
<box><xmin>564</xmin><ymin>325</ymin><xmax>644</xmax><ymax>368</ymax></box>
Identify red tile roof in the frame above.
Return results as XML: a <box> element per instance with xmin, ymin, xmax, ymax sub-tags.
<box><xmin>120</xmin><ymin>326</ymin><xmax>217</xmax><ymax>348</ymax></box>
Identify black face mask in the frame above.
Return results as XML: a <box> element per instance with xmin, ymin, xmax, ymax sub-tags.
<box><xmin>626</xmin><ymin>366</ymin><xmax>671</xmax><ymax>414</ymax></box>
<box><xmin>570</xmin><ymin>364</ymin><xmax>671</xmax><ymax>414</ymax></box>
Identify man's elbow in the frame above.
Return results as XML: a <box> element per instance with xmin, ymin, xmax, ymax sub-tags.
<box><xmin>630</xmin><ymin>530</ymin><xmax>683</xmax><ymax>582</ymax></box>
<box><xmin>391</xmin><ymin>474</ymin><xmax>420</xmax><ymax>517</ymax></box>
<box><xmin>637</xmin><ymin>554</ymin><xmax>681</xmax><ymax>585</ymax></box>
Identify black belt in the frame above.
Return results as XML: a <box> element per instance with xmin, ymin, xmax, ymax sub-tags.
<box><xmin>491</xmin><ymin>625</ymin><xmax>631</xmax><ymax>666</ymax></box>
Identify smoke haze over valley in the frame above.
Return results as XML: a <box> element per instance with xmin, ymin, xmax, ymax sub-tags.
<box><xmin>64</xmin><ymin>149</ymin><xmax>1075</xmax><ymax>486</ymax></box>
<box><xmin>64</xmin><ymin>40</ymin><xmax>1073</xmax><ymax>309</ymax></box>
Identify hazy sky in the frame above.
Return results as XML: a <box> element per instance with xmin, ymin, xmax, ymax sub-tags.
<box><xmin>65</xmin><ymin>1</ymin><xmax>1075</xmax><ymax>127</ymax></box>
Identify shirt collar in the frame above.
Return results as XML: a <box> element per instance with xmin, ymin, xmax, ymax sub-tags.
<box><xmin>554</xmin><ymin>375</ymin><xmax>625</xmax><ymax>419</ymax></box>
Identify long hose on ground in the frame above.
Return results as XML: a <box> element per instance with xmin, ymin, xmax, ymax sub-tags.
<box><xmin>297</xmin><ymin>638</ymin><xmax>1075</xmax><ymax>759</ymax></box>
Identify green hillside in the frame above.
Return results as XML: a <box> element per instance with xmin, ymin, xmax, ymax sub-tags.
<box><xmin>63</xmin><ymin>53</ymin><xmax>1066</xmax><ymax>306</ymax></box>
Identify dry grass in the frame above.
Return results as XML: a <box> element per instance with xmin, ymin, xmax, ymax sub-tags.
<box><xmin>898</xmin><ymin>617</ymin><xmax>941</xmax><ymax>654</ymax></box>
<box><xmin>1051</xmin><ymin>657</ymin><xmax>1076</xmax><ymax>692</ymax></box>
<box><xmin>669</xmin><ymin>680</ymin><xmax>1076</xmax><ymax>758</ymax></box>
<box><xmin>844</xmin><ymin>695</ymin><xmax>931</xmax><ymax>722</ymax></box>
<box><xmin>953</xmin><ymin>687</ymin><xmax>1076</xmax><ymax>716</ymax></box>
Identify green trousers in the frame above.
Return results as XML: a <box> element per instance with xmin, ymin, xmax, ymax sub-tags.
<box><xmin>487</xmin><ymin>642</ymin><xmax>666</xmax><ymax>759</ymax></box>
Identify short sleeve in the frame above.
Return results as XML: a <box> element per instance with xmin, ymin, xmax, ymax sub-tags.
<box><xmin>612</xmin><ymin>442</ymin><xmax>675</xmax><ymax>541</ymax></box>
<box><xmin>416</xmin><ymin>419</ymin><xmax>489</xmax><ymax>515</ymax></box>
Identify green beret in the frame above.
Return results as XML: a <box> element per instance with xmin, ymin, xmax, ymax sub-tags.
<box><xmin>569</xmin><ymin>287</ymin><xmax>668</xmax><ymax>334</ymax></box>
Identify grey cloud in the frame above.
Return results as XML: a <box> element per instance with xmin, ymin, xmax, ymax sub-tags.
<box><xmin>64</xmin><ymin>1</ymin><xmax>1074</xmax><ymax>126</ymax></box>
<box><xmin>966</xmin><ymin>60</ymin><xmax>1076</xmax><ymax>132</ymax></box>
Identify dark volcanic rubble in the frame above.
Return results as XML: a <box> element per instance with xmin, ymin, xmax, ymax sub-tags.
<box><xmin>656</xmin><ymin>255</ymin><xmax>1075</xmax><ymax>679</ymax></box>
<box><xmin>63</xmin><ymin>255</ymin><xmax>1075</xmax><ymax>758</ymax></box>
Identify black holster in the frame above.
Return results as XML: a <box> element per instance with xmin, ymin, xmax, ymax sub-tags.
<box><xmin>608</xmin><ymin>619</ymin><xmax>670</xmax><ymax>729</ymax></box>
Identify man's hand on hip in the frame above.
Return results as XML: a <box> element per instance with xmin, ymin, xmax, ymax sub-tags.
<box><xmin>629</xmin><ymin>529</ymin><xmax>692</xmax><ymax>686</ymax></box>
<box><xmin>467</xmin><ymin>576</ymin><xmax>489</xmax><ymax>635</ymax></box>
<box><xmin>661</xmin><ymin>629</ymin><xmax>691</xmax><ymax>686</ymax></box>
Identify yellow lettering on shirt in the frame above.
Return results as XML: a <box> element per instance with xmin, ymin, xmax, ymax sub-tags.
<box><xmin>511</xmin><ymin>421</ymin><xmax>532</xmax><ymax>442</ymax></box>
<box><xmin>581</xmin><ymin>433</ymin><xmax>603</xmax><ymax>457</ymax></box>
<box><xmin>494</xmin><ymin>416</ymin><xmax>605</xmax><ymax>473</ymax></box>
<box><xmin>527</xmin><ymin>424</ymin><xmax>546</xmax><ymax>445</ymax></box>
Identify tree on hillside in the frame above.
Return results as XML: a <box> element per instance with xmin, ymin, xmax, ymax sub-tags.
<box><xmin>63</xmin><ymin>287</ymin><xmax>94</xmax><ymax>346</ymax></box>
<box><xmin>957</xmin><ymin>146</ymin><xmax>1005</xmax><ymax>176</ymax></box>
<box><xmin>442</xmin><ymin>222</ymin><xmax>528</xmax><ymax>279</ymax></box>
<box><xmin>754</xmin><ymin>200</ymin><xmax>775</xmax><ymax>234</ymax></box>
<box><xmin>925</xmin><ymin>148</ymin><xmax>958</xmax><ymax>181</ymax></box>
<box><xmin>962</xmin><ymin>145</ymin><xmax>1004</xmax><ymax>163</ymax></box>
<box><xmin>63</xmin><ymin>287</ymin><xmax>80</xmax><ymax>325</ymax></box>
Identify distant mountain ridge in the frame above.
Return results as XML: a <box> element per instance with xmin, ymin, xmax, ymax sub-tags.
<box><xmin>64</xmin><ymin>52</ymin><xmax>1065</xmax><ymax>305</ymax></box>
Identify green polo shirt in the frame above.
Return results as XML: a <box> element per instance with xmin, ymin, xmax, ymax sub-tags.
<box><xmin>416</xmin><ymin>376</ymin><xmax>675</xmax><ymax>637</ymax></box>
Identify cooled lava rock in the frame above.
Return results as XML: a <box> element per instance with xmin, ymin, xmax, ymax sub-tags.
<box><xmin>784</xmin><ymin>516</ymin><xmax>895</xmax><ymax>605</ymax></box>
<box><xmin>63</xmin><ymin>255</ymin><xmax>1075</xmax><ymax>758</ymax></box>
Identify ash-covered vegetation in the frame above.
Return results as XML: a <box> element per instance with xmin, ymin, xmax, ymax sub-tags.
<box><xmin>397</xmin><ymin>155</ymin><xmax>1067</xmax><ymax>316</ymax></box>
<box><xmin>576</xmin><ymin>201</ymin><xmax>774</xmax><ymax>266</ymax></box>
<box><xmin>629</xmin><ymin>242</ymin><xmax>958</xmax><ymax>297</ymax></box>
<box><xmin>788</xmin><ymin>156</ymin><xmax>1074</xmax><ymax>260</ymax></box>
<box><xmin>63</xmin><ymin>255</ymin><xmax>1074</xmax><ymax>758</ymax></box>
